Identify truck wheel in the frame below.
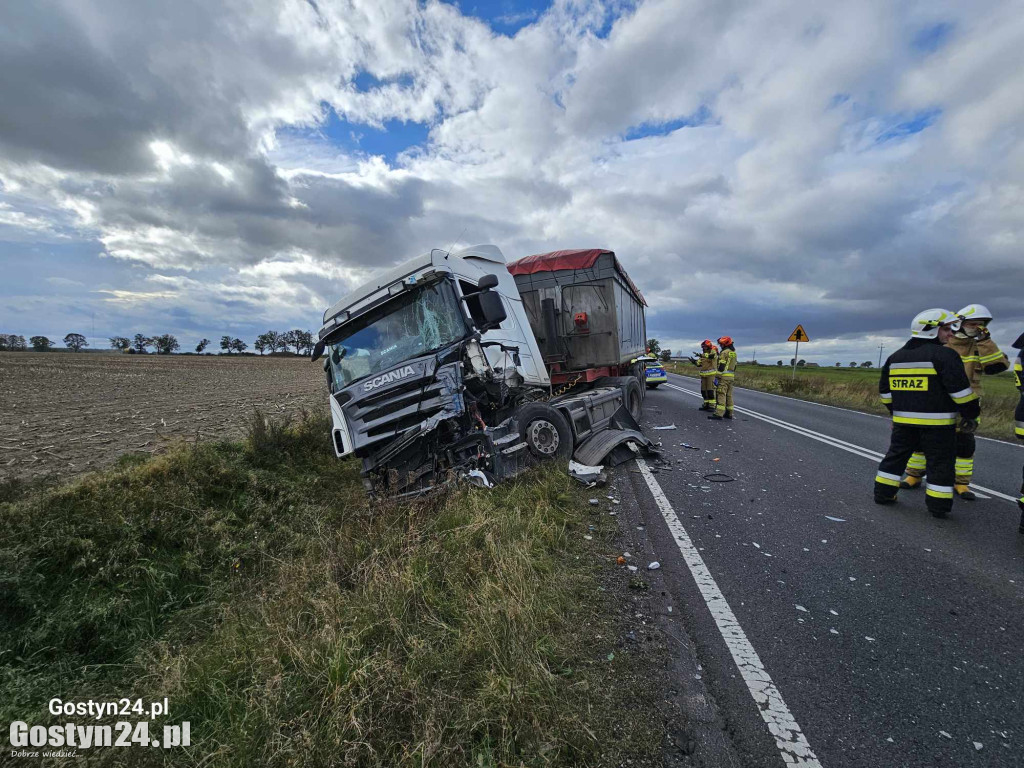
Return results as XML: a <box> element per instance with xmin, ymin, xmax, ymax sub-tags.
<box><xmin>595</xmin><ymin>376</ymin><xmax>643</xmax><ymax>421</ymax></box>
<box><xmin>515</xmin><ymin>403</ymin><xmax>573</xmax><ymax>461</ymax></box>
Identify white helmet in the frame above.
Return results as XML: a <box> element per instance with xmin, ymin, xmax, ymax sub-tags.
<box><xmin>955</xmin><ymin>304</ymin><xmax>992</xmax><ymax>338</ymax></box>
<box><xmin>910</xmin><ymin>308</ymin><xmax>961</xmax><ymax>339</ymax></box>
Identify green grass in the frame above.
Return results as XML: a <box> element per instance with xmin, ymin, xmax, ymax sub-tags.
<box><xmin>1</xmin><ymin>411</ymin><xmax>660</xmax><ymax>767</ymax></box>
<box><xmin>667</xmin><ymin>362</ymin><xmax>1021</xmax><ymax>440</ymax></box>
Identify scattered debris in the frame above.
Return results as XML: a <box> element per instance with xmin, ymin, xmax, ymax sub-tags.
<box><xmin>703</xmin><ymin>472</ymin><xmax>734</xmax><ymax>482</ymax></box>
<box><xmin>973</xmin><ymin>742</ymin><xmax>983</xmax><ymax>751</ymax></box>
<box><xmin>795</xmin><ymin>605</ymin><xmax>809</xmax><ymax>613</ymax></box>
<box><xmin>627</xmin><ymin>565</ymin><xmax>638</xmax><ymax>572</ymax></box>
<box><xmin>617</xmin><ymin>556</ymin><xmax>626</xmax><ymax>565</ymax></box>
<box><xmin>824</xmin><ymin>516</ymin><xmax>846</xmax><ymax>522</ymax></box>
<box><xmin>680</xmin><ymin>443</ymin><xmax>700</xmax><ymax>450</ymax></box>
<box><xmin>829</xmin><ymin>610</ymin><xmax>839</xmax><ymax>616</ymax></box>
<box><xmin>752</xmin><ymin>542</ymin><xmax>761</xmax><ymax>549</ymax></box>
<box><xmin>653</xmin><ymin>424</ymin><xmax>677</xmax><ymax>430</ymax></box>
<box><xmin>583</xmin><ymin>535</ymin><xmax>593</xmax><ymax>540</ymax></box>
<box><xmin>830</xmin><ymin>628</ymin><xmax>839</xmax><ymax>635</ymax></box>
<box><xmin>607</xmin><ymin>652</ymin><xmax>615</xmax><ymax>661</ymax></box>
<box><xmin>886</xmin><ymin>737</ymin><xmax>894</xmax><ymax>743</ymax></box>
<box><xmin>589</xmin><ymin>498</ymin><xmax>600</xmax><ymax>506</ymax></box>
<box><xmin>466</xmin><ymin>469</ymin><xmax>494</xmax><ymax>488</ymax></box>
<box><xmin>569</xmin><ymin>460</ymin><xmax>607</xmax><ymax>486</ymax></box>
<box><xmin>865</xmin><ymin>636</ymin><xmax>876</xmax><ymax>642</ymax></box>
<box><xmin>939</xmin><ymin>731</ymin><xmax>952</xmax><ymax>740</ymax></box>
<box><xmin>667</xmin><ymin>606</ymin><xmax>673</xmax><ymax>613</ymax></box>
<box><xmin>648</xmin><ymin>561</ymin><xmax>661</xmax><ymax>571</ymax></box>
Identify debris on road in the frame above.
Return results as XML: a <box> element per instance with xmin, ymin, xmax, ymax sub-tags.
<box><xmin>589</xmin><ymin>498</ymin><xmax>600</xmax><ymax>506</ymax></box>
<box><xmin>939</xmin><ymin>731</ymin><xmax>952</xmax><ymax>740</ymax></box>
<box><xmin>865</xmin><ymin>636</ymin><xmax>876</xmax><ymax>642</ymax></box>
<box><xmin>973</xmin><ymin>741</ymin><xmax>983</xmax><ymax>751</ymax></box>
<box><xmin>795</xmin><ymin>605</ymin><xmax>809</xmax><ymax>612</ymax></box>
<box><xmin>824</xmin><ymin>516</ymin><xmax>846</xmax><ymax>522</ymax></box>
<box><xmin>680</xmin><ymin>443</ymin><xmax>700</xmax><ymax>450</ymax></box>
<box><xmin>653</xmin><ymin>424</ymin><xmax>677</xmax><ymax>430</ymax></box>
<box><xmin>648</xmin><ymin>561</ymin><xmax>661</xmax><ymax>570</ymax></box>
<box><xmin>617</xmin><ymin>556</ymin><xmax>626</xmax><ymax>565</ymax></box>
<box><xmin>703</xmin><ymin>472</ymin><xmax>735</xmax><ymax>482</ymax></box>
<box><xmin>570</xmin><ymin>460</ymin><xmax>607</xmax><ymax>486</ymax></box>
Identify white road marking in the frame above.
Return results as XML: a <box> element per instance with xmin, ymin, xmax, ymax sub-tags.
<box><xmin>633</xmin><ymin>454</ymin><xmax>823</xmax><ymax>767</ymax></box>
<box><xmin>663</xmin><ymin>382</ymin><xmax>1023</xmax><ymax>504</ymax></box>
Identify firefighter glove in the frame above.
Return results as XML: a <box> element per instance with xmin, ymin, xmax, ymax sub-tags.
<box><xmin>959</xmin><ymin>417</ymin><xmax>979</xmax><ymax>434</ymax></box>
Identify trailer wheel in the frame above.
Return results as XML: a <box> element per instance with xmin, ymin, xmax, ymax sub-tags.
<box><xmin>594</xmin><ymin>376</ymin><xmax>643</xmax><ymax>421</ymax></box>
<box><xmin>515</xmin><ymin>403</ymin><xmax>573</xmax><ymax>461</ymax></box>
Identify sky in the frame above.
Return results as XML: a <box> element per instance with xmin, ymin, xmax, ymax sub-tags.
<box><xmin>1</xmin><ymin>0</ymin><xmax>1022</xmax><ymax>364</ymax></box>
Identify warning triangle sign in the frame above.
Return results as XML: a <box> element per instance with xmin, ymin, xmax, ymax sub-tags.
<box><xmin>787</xmin><ymin>325</ymin><xmax>810</xmax><ymax>343</ymax></box>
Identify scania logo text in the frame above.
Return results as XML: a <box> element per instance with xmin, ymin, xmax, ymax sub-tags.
<box><xmin>363</xmin><ymin>365</ymin><xmax>417</xmax><ymax>391</ymax></box>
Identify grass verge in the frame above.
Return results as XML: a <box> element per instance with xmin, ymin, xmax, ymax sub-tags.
<box><xmin>666</xmin><ymin>362</ymin><xmax>1020</xmax><ymax>441</ymax></box>
<box><xmin>1</xmin><ymin>410</ymin><xmax>660</xmax><ymax>767</ymax></box>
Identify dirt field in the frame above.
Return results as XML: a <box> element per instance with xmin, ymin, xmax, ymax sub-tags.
<box><xmin>0</xmin><ymin>352</ymin><xmax>327</xmax><ymax>481</ymax></box>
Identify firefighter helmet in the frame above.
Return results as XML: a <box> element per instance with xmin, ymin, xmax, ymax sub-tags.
<box><xmin>701</xmin><ymin>339</ymin><xmax>713</xmax><ymax>350</ymax></box>
<box><xmin>957</xmin><ymin>304</ymin><xmax>993</xmax><ymax>323</ymax></box>
<box><xmin>910</xmin><ymin>308</ymin><xmax>961</xmax><ymax>339</ymax></box>
<box><xmin>717</xmin><ymin>336</ymin><xmax>733</xmax><ymax>348</ymax></box>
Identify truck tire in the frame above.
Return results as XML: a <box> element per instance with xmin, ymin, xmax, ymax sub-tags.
<box><xmin>594</xmin><ymin>376</ymin><xmax>643</xmax><ymax>421</ymax></box>
<box><xmin>515</xmin><ymin>403</ymin><xmax>573</xmax><ymax>461</ymax></box>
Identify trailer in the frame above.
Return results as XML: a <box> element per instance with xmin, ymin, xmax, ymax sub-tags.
<box><xmin>312</xmin><ymin>244</ymin><xmax>657</xmax><ymax>495</ymax></box>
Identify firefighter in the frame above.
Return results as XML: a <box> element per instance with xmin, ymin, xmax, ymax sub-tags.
<box><xmin>709</xmin><ymin>336</ymin><xmax>737</xmax><ymax>420</ymax></box>
<box><xmin>1013</xmin><ymin>331</ymin><xmax>1024</xmax><ymax>533</ymax></box>
<box><xmin>697</xmin><ymin>339</ymin><xmax>719</xmax><ymax>410</ymax></box>
<box><xmin>874</xmin><ymin>309</ymin><xmax>980</xmax><ymax>518</ymax></box>
<box><xmin>901</xmin><ymin>303</ymin><xmax>1010</xmax><ymax>499</ymax></box>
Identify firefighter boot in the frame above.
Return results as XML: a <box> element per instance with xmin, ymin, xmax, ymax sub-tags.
<box><xmin>955</xmin><ymin>484</ymin><xmax>976</xmax><ymax>501</ymax></box>
<box><xmin>900</xmin><ymin>475</ymin><xmax>922</xmax><ymax>490</ymax></box>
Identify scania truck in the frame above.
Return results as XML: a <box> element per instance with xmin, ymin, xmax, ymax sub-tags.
<box><xmin>311</xmin><ymin>245</ymin><xmax>656</xmax><ymax>494</ymax></box>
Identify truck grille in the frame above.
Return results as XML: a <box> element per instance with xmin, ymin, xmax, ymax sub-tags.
<box><xmin>341</xmin><ymin>375</ymin><xmax>451</xmax><ymax>447</ymax></box>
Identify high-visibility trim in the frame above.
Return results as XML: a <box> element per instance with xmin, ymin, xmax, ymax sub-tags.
<box><xmin>875</xmin><ymin>473</ymin><xmax>901</xmax><ymax>487</ymax></box>
<box><xmin>979</xmin><ymin>351</ymin><xmax>1004</xmax><ymax>364</ymax></box>
<box><xmin>879</xmin><ymin>392</ymin><xmax>892</xmax><ymax>403</ymax></box>
<box><xmin>1014</xmin><ymin>362</ymin><xmax>1022</xmax><ymax>371</ymax></box>
<box><xmin>926</xmin><ymin>487</ymin><xmax>954</xmax><ymax>499</ymax></box>
<box><xmin>890</xmin><ymin>362</ymin><xmax>937</xmax><ymax>373</ymax></box>
<box><xmin>906</xmin><ymin>452</ymin><xmax>927</xmax><ymax>470</ymax></box>
<box><xmin>949</xmin><ymin>388</ymin><xmax>978</xmax><ymax>404</ymax></box>
<box><xmin>699</xmin><ymin>371</ymin><xmax>717</xmax><ymax>376</ymax></box>
<box><xmin>1015</xmin><ymin>421</ymin><xmax>1024</xmax><ymax>437</ymax></box>
<box><xmin>720</xmin><ymin>372</ymin><xmax>735</xmax><ymax>378</ymax></box>
<box><xmin>892</xmin><ymin>411</ymin><xmax>957</xmax><ymax>426</ymax></box>
<box><xmin>958</xmin><ymin>355</ymin><xmax>980</xmax><ymax>363</ymax></box>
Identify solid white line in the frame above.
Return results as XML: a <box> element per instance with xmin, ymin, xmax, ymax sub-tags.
<box><xmin>633</xmin><ymin>455</ymin><xmax>823</xmax><ymax>767</ymax></box>
<box><xmin>666</xmin><ymin>372</ymin><xmax>1024</xmax><ymax>447</ymax></box>
<box><xmin>663</xmin><ymin>383</ymin><xmax>1019</xmax><ymax>503</ymax></box>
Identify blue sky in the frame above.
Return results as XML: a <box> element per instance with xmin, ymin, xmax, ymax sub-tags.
<box><xmin>2</xmin><ymin>0</ymin><xmax>1023</xmax><ymax>362</ymax></box>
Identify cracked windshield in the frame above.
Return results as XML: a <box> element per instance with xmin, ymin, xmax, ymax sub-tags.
<box><xmin>327</xmin><ymin>278</ymin><xmax>466</xmax><ymax>389</ymax></box>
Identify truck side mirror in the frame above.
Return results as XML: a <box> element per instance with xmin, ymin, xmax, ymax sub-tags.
<box><xmin>477</xmin><ymin>290</ymin><xmax>507</xmax><ymax>330</ymax></box>
<box><xmin>477</xmin><ymin>273</ymin><xmax>499</xmax><ymax>291</ymax></box>
<box><xmin>311</xmin><ymin>339</ymin><xmax>326</xmax><ymax>361</ymax></box>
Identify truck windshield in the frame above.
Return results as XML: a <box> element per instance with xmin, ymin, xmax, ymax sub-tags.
<box><xmin>325</xmin><ymin>278</ymin><xmax>468</xmax><ymax>389</ymax></box>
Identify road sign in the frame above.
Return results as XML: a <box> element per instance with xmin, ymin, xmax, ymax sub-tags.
<box><xmin>787</xmin><ymin>325</ymin><xmax>810</xmax><ymax>343</ymax></box>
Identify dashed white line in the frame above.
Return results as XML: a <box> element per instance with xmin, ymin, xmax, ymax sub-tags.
<box><xmin>663</xmin><ymin>382</ymin><xmax>1023</xmax><ymax>504</ymax></box>
<box><xmin>633</xmin><ymin>454</ymin><xmax>823</xmax><ymax>767</ymax></box>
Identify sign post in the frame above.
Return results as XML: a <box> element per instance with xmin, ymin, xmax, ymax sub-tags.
<box><xmin>787</xmin><ymin>325</ymin><xmax>810</xmax><ymax>380</ymax></box>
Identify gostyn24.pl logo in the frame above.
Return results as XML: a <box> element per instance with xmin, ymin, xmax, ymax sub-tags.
<box><xmin>7</xmin><ymin>697</ymin><xmax>190</xmax><ymax>757</ymax></box>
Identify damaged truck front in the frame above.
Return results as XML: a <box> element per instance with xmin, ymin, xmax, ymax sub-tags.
<box><xmin>312</xmin><ymin>244</ymin><xmax>656</xmax><ymax>495</ymax></box>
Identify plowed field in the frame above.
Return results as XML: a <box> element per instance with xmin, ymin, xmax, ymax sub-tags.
<box><xmin>0</xmin><ymin>353</ymin><xmax>326</xmax><ymax>481</ymax></box>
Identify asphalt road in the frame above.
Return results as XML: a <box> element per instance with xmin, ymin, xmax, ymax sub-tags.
<box><xmin>626</xmin><ymin>373</ymin><xmax>1024</xmax><ymax>768</ymax></box>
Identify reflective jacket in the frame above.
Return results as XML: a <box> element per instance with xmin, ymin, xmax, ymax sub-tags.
<box><xmin>1014</xmin><ymin>353</ymin><xmax>1023</xmax><ymax>440</ymax></box>
<box><xmin>698</xmin><ymin>349</ymin><xmax>718</xmax><ymax>376</ymax></box>
<box><xmin>717</xmin><ymin>347</ymin><xmax>738</xmax><ymax>378</ymax></box>
<box><xmin>946</xmin><ymin>335</ymin><xmax>1009</xmax><ymax>396</ymax></box>
<box><xmin>879</xmin><ymin>338</ymin><xmax>980</xmax><ymax>427</ymax></box>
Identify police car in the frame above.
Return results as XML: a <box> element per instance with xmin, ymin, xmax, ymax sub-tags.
<box><xmin>643</xmin><ymin>358</ymin><xmax>667</xmax><ymax>389</ymax></box>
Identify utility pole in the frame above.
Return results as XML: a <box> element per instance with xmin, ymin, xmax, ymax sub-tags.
<box><xmin>877</xmin><ymin>342</ymin><xmax>884</xmax><ymax>369</ymax></box>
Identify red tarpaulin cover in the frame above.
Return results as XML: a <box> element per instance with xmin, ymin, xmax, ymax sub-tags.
<box><xmin>508</xmin><ymin>249</ymin><xmax>647</xmax><ymax>306</ymax></box>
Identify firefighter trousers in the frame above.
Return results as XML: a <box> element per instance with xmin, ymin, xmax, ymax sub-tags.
<box><xmin>715</xmin><ymin>379</ymin><xmax>734</xmax><ymax>417</ymax></box>
<box><xmin>905</xmin><ymin>429</ymin><xmax>975</xmax><ymax>485</ymax></box>
<box><xmin>875</xmin><ymin>425</ymin><xmax>957</xmax><ymax>515</ymax></box>
<box><xmin>700</xmin><ymin>374</ymin><xmax>717</xmax><ymax>406</ymax></box>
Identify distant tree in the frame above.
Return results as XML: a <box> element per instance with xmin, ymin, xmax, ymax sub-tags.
<box><xmin>0</xmin><ymin>334</ymin><xmax>8</xmax><ymax>351</ymax></box>
<box><xmin>849</xmin><ymin>361</ymin><xmax>857</xmax><ymax>367</ymax></box>
<box><xmin>659</xmin><ymin>349</ymin><xmax>672</xmax><ymax>362</ymax></box>
<box><xmin>254</xmin><ymin>334</ymin><xmax>268</xmax><ymax>355</ymax></box>
<box><xmin>30</xmin><ymin>335</ymin><xmax>52</xmax><ymax>352</ymax></box>
<box><xmin>109</xmin><ymin>336</ymin><xmax>131</xmax><ymax>352</ymax></box>
<box><xmin>860</xmin><ymin>361</ymin><xmax>872</xmax><ymax>368</ymax></box>
<box><xmin>835</xmin><ymin>362</ymin><xmax>841</xmax><ymax>367</ymax></box>
<box><xmin>8</xmin><ymin>334</ymin><xmax>27</xmax><ymax>351</ymax></box>
<box><xmin>280</xmin><ymin>330</ymin><xmax>298</xmax><ymax>354</ymax></box>
<box><xmin>195</xmin><ymin>338</ymin><xmax>210</xmax><ymax>354</ymax></box>
<box><xmin>153</xmin><ymin>334</ymin><xmax>180</xmax><ymax>355</ymax></box>
<box><xmin>777</xmin><ymin>360</ymin><xmax>783</xmax><ymax>366</ymax></box>
<box><xmin>790</xmin><ymin>358</ymin><xmax>795</xmax><ymax>365</ymax></box>
<box><xmin>230</xmin><ymin>338</ymin><xmax>247</xmax><ymax>353</ymax></box>
<box><xmin>285</xmin><ymin>329</ymin><xmax>313</xmax><ymax>355</ymax></box>
<box><xmin>64</xmin><ymin>333</ymin><xmax>88</xmax><ymax>352</ymax></box>
<box><xmin>797</xmin><ymin>359</ymin><xmax>806</xmax><ymax>367</ymax></box>
<box><xmin>646</xmin><ymin>338</ymin><xmax>661</xmax><ymax>356</ymax></box>
<box><xmin>132</xmin><ymin>333</ymin><xmax>153</xmax><ymax>354</ymax></box>
<box><xmin>220</xmin><ymin>335</ymin><xmax>234</xmax><ymax>354</ymax></box>
<box><xmin>264</xmin><ymin>330</ymin><xmax>283</xmax><ymax>352</ymax></box>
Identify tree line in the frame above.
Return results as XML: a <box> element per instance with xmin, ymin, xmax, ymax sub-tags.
<box><xmin>0</xmin><ymin>329</ymin><xmax>316</xmax><ymax>356</ymax></box>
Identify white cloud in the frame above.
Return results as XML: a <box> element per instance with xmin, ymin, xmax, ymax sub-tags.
<box><xmin>1</xmin><ymin>0</ymin><xmax>1023</xmax><ymax>359</ymax></box>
